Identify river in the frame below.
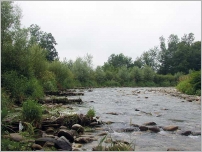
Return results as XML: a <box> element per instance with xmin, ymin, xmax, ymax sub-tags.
<box><xmin>62</xmin><ymin>87</ymin><xmax>201</xmax><ymax>151</ymax></box>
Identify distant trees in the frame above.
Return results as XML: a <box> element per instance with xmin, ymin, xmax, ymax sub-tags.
<box><xmin>29</xmin><ymin>24</ymin><xmax>58</xmax><ymax>61</ymax></box>
<box><xmin>134</xmin><ymin>33</ymin><xmax>201</xmax><ymax>75</ymax></box>
<box><xmin>107</xmin><ymin>53</ymin><xmax>133</xmax><ymax>69</ymax></box>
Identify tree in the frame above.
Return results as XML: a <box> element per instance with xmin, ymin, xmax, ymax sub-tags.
<box><xmin>95</xmin><ymin>66</ymin><xmax>106</xmax><ymax>85</ymax></box>
<box><xmin>130</xmin><ymin>66</ymin><xmax>143</xmax><ymax>83</ymax></box>
<box><xmin>29</xmin><ymin>24</ymin><xmax>58</xmax><ymax>61</ymax></box>
<box><xmin>107</xmin><ymin>53</ymin><xmax>133</xmax><ymax>69</ymax></box>
<box><xmin>142</xmin><ymin>66</ymin><xmax>155</xmax><ymax>82</ymax></box>
<box><xmin>1</xmin><ymin>1</ymin><xmax>21</xmax><ymax>49</ymax></box>
<box><xmin>140</xmin><ymin>46</ymin><xmax>160</xmax><ymax>71</ymax></box>
<box><xmin>158</xmin><ymin>34</ymin><xmax>179</xmax><ymax>74</ymax></box>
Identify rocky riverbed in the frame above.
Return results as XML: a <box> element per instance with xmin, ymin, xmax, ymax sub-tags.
<box><xmin>2</xmin><ymin>87</ymin><xmax>201</xmax><ymax>151</ymax></box>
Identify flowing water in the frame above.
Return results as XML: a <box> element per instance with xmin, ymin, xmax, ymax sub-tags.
<box><xmin>62</xmin><ymin>87</ymin><xmax>201</xmax><ymax>151</ymax></box>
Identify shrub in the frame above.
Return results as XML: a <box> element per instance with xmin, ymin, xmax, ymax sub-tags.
<box><xmin>176</xmin><ymin>70</ymin><xmax>201</xmax><ymax>95</ymax></box>
<box><xmin>40</xmin><ymin>70</ymin><xmax>57</xmax><ymax>92</ymax></box>
<box><xmin>25</xmin><ymin>78</ymin><xmax>44</xmax><ymax>100</ymax></box>
<box><xmin>2</xmin><ymin>71</ymin><xmax>28</xmax><ymax>102</ymax></box>
<box><xmin>189</xmin><ymin>70</ymin><xmax>201</xmax><ymax>91</ymax></box>
<box><xmin>22</xmin><ymin>100</ymin><xmax>42</xmax><ymax>125</ymax></box>
<box><xmin>1</xmin><ymin>138</ymin><xmax>32</xmax><ymax>151</ymax></box>
<box><xmin>86</xmin><ymin>107</ymin><xmax>95</xmax><ymax>118</ymax></box>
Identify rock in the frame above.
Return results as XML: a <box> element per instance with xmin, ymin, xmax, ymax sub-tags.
<box><xmin>130</xmin><ymin>124</ymin><xmax>139</xmax><ymax>127</ymax></box>
<box><xmin>9</xmin><ymin>133</ymin><xmax>24</xmax><ymax>142</ymax></box>
<box><xmin>148</xmin><ymin>126</ymin><xmax>160</xmax><ymax>133</ymax></box>
<box><xmin>55</xmin><ymin>136</ymin><xmax>72</xmax><ymax>151</ymax></box>
<box><xmin>72</xmin><ymin>124</ymin><xmax>84</xmax><ymax>133</ymax></box>
<box><xmin>44</xmin><ymin>141</ymin><xmax>55</xmax><ymax>147</ymax></box>
<box><xmin>191</xmin><ymin>131</ymin><xmax>201</xmax><ymax>136</ymax></box>
<box><xmin>45</xmin><ymin>127</ymin><xmax>55</xmax><ymax>134</ymax></box>
<box><xmin>97</xmin><ymin>132</ymin><xmax>108</xmax><ymax>136</ymax></box>
<box><xmin>90</xmin><ymin>122</ymin><xmax>98</xmax><ymax>126</ymax></box>
<box><xmin>143</xmin><ymin>122</ymin><xmax>157</xmax><ymax>126</ymax></box>
<box><xmin>32</xmin><ymin>144</ymin><xmax>43</xmax><ymax>150</ymax></box>
<box><xmin>187</xmin><ymin>99</ymin><xmax>192</xmax><ymax>102</ymax></box>
<box><xmin>73</xmin><ymin>143</ymin><xmax>83</xmax><ymax>148</ymax></box>
<box><xmin>163</xmin><ymin>125</ymin><xmax>178</xmax><ymax>131</ymax></box>
<box><xmin>35</xmin><ymin>137</ymin><xmax>57</xmax><ymax>147</ymax></box>
<box><xmin>180</xmin><ymin>131</ymin><xmax>192</xmax><ymax>136</ymax></box>
<box><xmin>106</xmin><ymin>112</ymin><xmax>119</xmax><ymax>115</ymax></box>
<box><xmin>139</xmin><ymin>126</ymin><xmax>148</xmax><ymax>131</ymax></box>
<box><xmin>73</xmin><ymin>148</ymin><xmax>81</xmax><ymax>151</ymax></box>
<box><xmin>135</xmin><ymin>109</ymin><xmax>140</xmax><ymax>111</ymax></box>
<box><xmin>58</xmin><ymin>130</ymin><xmax>74</xmax><ymax>143</ymax></box>
<box><xmin>105</xmin><ymin>121</ymin><xmax>115</xmax><ymax>125</ymax></box>
<box><xmin>145</xmin><ymin>97</ymin><xmax>148</xmax><ymax>99</ymax></box>
<box><xmin>167</xmin><ymin>148</ymin><xmax>179</xmax><ymax>151</ymax></box>
<box><xmin>60</xmin><ymin>126</ymin><xmax>68</xmax><ymax>129</ymax></box>
<box><xmin>123</xmin><ymin>128</ymin><xmax>136</xmax><ymax>132</ymax></box>
<box><xmin>75</xmin><ymin>137</ymin><xmax>93</xmax><ymax>143</ymax></box>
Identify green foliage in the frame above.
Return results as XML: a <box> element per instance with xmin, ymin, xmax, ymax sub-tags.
<box><xmin>143</xmin><ymin>66</ymin><xmax>155</xmax><ymax>82</ymax></box>
<box><xmin>40</xmin><ymin>70</ymin><xmax>57</xmax><ymax>91</ymax></box>
<box><xmin>130</xmin><ymin>66</ymin><xmax>143</xmax><ymax>83</ymax></box>
<box><xmin>2</xmin><ymin>71</ymin><xmax>28</xmax><ymax>101</ymax></box>
<box><xmin>176</xmin><ymin>71</ymin><xmax>201</xmax><ymax>95</ymax></box>
<box><xmin>86</xmin><ymin>107</ymin><xmax>96</xmax><ymax>118</ymax></box>
<box><xmin>25</xmin><ymin>78</ymin><xmax>44</xmax><ymax>100</ymax></box>
<box><xmin>71</xmin><ymin>56</ymin><xmax>94</xmax><ymax>86</ymax></box>
<box><xmin>107</xmin><ymin>53</ymin><xmax>133</xmax><ymax>68</ymax></box>
<box><xmin>94</xmin><ymin>135</ymin><xmax>135</xmax><ymax>151</ymax></box>
<box><xmin>62</xmin><ymin>114</ymin><xmax>80</xmax><ymax>128</ymax></box>
<box><xmin>29</xmin><ymin>24</ymin><xmax>58</xmax><ymax>61</ymax></box>
<box><xmin>1</xmin><ymin>138</ymin><xmax>32</xmax><ymax>151</ymax></box>
<box><xmin>105</xmin><ymin>80</ymin><xmax>121</xmax><ymax>87</ymax></box>
<box><xmin>22</xmin><ymin>100</ymin><xmax>42</xmax><ymax>125</ymax></box>
<box><xmin>49</xmin><ymin>61</ymin><xmax>74</xmax><ymax>89</ymax></box>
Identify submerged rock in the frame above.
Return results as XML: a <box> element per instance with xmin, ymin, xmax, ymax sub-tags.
<box><xmin>162</xmin><ymin>125</ymin><xmax>178</xmax><ymax>131</ymax></box>
<box><xmin>191</xmin><ymin>131</ymin><xmax>201</xmax><ymax>136</ymax></box>
<box><xmin>167</xmin><ymin>148</ymin><xmax>179</xmax><ymax>151</ymax></box>
<box><xmin>139</xmin><ymin>126</ymin><xmax>148</xmax><ymax>131</ymax></box>
<box><xmin>143</xmin><ymin>122</ymin><xmax>157</xmax><ymax>126</ymax></box>
<box><xmin>148</xmin><ymin>126</ymin><xmax>160</xmax><ymax>133</ymax></box>
<box><xmin>180</xmin><ymin>130</ymin><xmax>192</xmax><ymax>136</ymax></box>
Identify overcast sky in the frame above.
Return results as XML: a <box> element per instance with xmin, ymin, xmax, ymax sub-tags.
<box><xmin>16</xmin><ymin>1</ymin><xmax>201</xmax><ymax>68</ymax></box>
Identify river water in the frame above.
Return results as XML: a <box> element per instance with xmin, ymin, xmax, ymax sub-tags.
<box><xmin>63</xmin><ymin>87</ymin><xmax>201</xmax><ymax>151</ymax></box>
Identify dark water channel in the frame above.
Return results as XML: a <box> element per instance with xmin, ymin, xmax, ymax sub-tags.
<box><xmin>62</xmin><ymin>87</ymin><xmax>201</xmax><ymax>151</ymax></box>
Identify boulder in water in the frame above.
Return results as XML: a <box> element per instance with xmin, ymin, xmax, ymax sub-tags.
<box><xmin>162</xmin><ymin>125</ymin><xmax>178</xmax><ymax>131</ymax></box>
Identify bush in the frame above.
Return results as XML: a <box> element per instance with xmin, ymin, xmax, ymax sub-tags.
<box><xmin>105</xmin><ymin>80</ymin><xmax>121</xmax><ymax>87</ymax></box>
<box><xmin>25</xmin><ymin>78</ymin><xmax>44</xmax><ymax>100</ymax></box>
<box><xmin>2</xmin><ymin>71</ymin><xmax>28</xmax><ymax>102</ymax></box>
<box><xmin>86</xmin><ymin>107</ymin><xmax>95</xmax><ymax>118</ymax></box>
<box><xmin>189</xmin><ymin>70</ymin><xmax>201</xmax><ymax>91</ymax></box>
<box><xmin>22</xmin><ymin>100</ymin><xmax>42</xmax><ymax>125</ymax></box>
<box><xmin>176</xmin><ymin>70</ymin><xmax>201</xmax><ymax>95</ymax></box>
<box><xmin>1</xmin><ymin>138</ymin><xmax>32</xmax><ymax>151</ymax></box>
<box><xmin>40</xmin><ymin>70</ymin><xmax>57</xmax><ymax>91</ymax></box>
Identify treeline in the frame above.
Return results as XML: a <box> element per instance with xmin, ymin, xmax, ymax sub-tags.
<box><xmin>1</xmin><ymin>2</ymin><xmax>201</xmax><ymax>105</ymax></box>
